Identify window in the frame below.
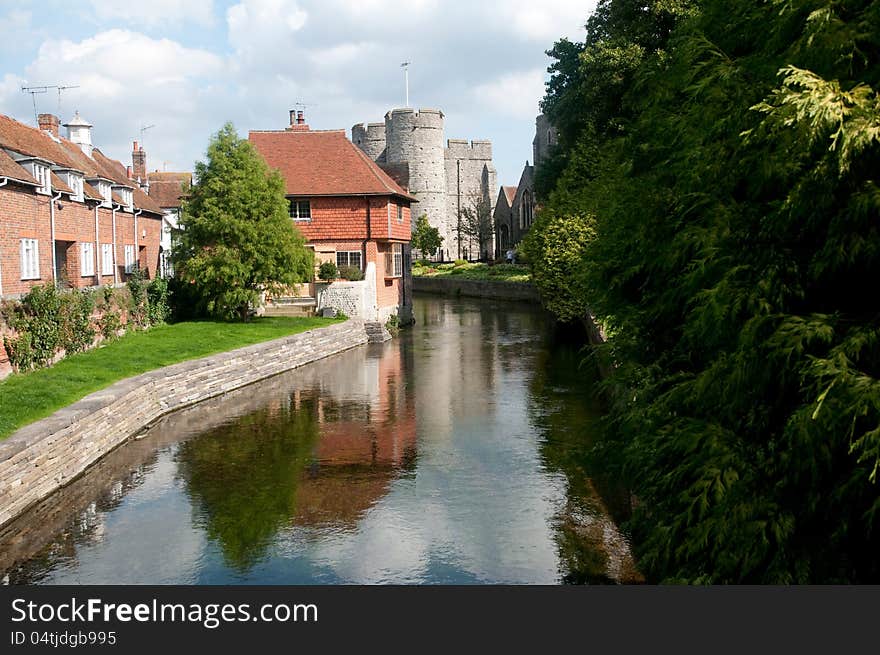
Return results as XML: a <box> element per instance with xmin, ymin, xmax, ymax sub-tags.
<box><xmin>97</xmin><ymin>181</ymin><xmax>112</xmax><ymax>205</ymax></box>
<box><xmin>385</xmin><ymin>243</ymin><xmax>403</xmax><ymax>278</ymax></box>
<box><xmin>101</xmin><ymin>244</ymin><xmax>113</xmax><ymax>275</ymax></box>
<box><xmin>124</xmin><ymin>245</ymin><xmax>136</xmax><ymax>273</ymax></box>
<box><xmin>288</xmin><ymin>199</ymin><xmax>311</xmax><ymax>221</ymax></box>
<box><xmin>118</xmin><ymin>188</ymin><xmax>133</xmax><ymax>211</ymax></box>
<box><xmin>32</xmin><ymin>163</ymin><xmax>50</xmax><ymax>195</ymax></box>
<box><xmin>80</xmin><ymin>242</ymin><xmax>95</xmax><ymax>277</ymax></box>
<box><xmin>397</xmin><ymin>204</ymin><xmax>404</xmax><ymax>223</ymax></box>
<box><xmin>20</xmin><ymin>239</ymin><xmax>40</xmax><ymax>280</ymax></box>
<box><xmin>68</xmin><ymin>173</ymin><xmax>84</xmax><ymax>202</ymax></box>
<box><xmin>336</xmin><ymin>251</ymin><xmax>363</xmax><ymax>270</ymax></box>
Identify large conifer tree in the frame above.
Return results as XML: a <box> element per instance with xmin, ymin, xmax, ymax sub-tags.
<box><xmin>174</xmin><ymin>123</ymin><xmax>313</xmax><ymax>321</ymax></box>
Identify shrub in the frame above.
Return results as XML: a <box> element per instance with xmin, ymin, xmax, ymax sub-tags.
<box><xmin>126</xmin><ymin>268</ymin><xmax>149</xmax><ymax>328</ymax></box>
<box><xmin>453</xmin><ymin>259</ymin><xmax>468</xmax><ymax>268</ymax></box>
<box><xmin>385</xmin><ymin>314</ymin><xmax>400</xmax><ymax>337</ymax></box>
<box><xmin>147</xmin><ymin>277</ymin><xmax>170</xmax><ymax>325</ymax></box>
<box><xmin>318</xmin><ymin>261</ymin><xmax>338</xmax><ymax>282</ymax></box>
<box><xmin>338</xmin><ymin>265</ymin><xmax>364</xmax><ymax>281</ymax></box>
<box><xmin>59</xmin><ymin>289</ymin><xmax>96</xmax><ymax>354</ymax></box>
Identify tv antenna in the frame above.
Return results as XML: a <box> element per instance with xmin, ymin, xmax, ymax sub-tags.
<box><xmin>21</xmin><ymin>84</ymin><xmax>80</xmax><ymax>123</ymax></box>
<box><xmin>401</xmin><ymin>62</ymin><xmax>411</xmax><ymax>108</ymax></box>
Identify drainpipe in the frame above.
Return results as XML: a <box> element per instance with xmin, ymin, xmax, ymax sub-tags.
<box><xmin>50</xmin><ymin>189</ymin><xmax>63</xmax><ymax>285</ymax></box>
<box><xmin>134</xmin><ymin>207</ymin><xmax>143</xmax><ymax>273</ymax></box>
<box><xmin>111</xmin><ymin>202</ymin><xmax>121</xmax><ymax>285</ymax></box>
<box><xmin>93</xmin><ymin>201</ymin><xmax>101</xmax><ymax>286</ymax></box>
<box><xmin>0</xmin><ymin>178</ymin><xmax>6</xmax><ymax>295</ymax></box>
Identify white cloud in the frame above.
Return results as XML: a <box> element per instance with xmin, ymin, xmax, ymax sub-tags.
<box><xmin>227</xmin><ymin>0</ymin><xmax>308</xmax><ymax>56</ymax></box>
<box><xmin>473</xmin><ymin>68</ymin><xmax>545</xmax><ymax>119</ymax></box>
<box><xmin>87</xmin><ymin>0</ymin><xmax>217</xmax><ymax>28</ymax></box>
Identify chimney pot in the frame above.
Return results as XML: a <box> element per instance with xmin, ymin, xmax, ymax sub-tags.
<box><xmin>289</xmin><ymin>109</ymin><xmax>296</xmax><ymax>127</ymax></box>
<box><xmin>38</xmin><ymin>113</ymin><xmax>60</xmax><ymax>138</ymax></box>
<box><xmin>297</xmin><ymin>110</ymin><xmax>305</xmax><ymax>125</ymax></box>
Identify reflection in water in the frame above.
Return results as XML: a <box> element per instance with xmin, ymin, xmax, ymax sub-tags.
<box><xmin>1</xmin><ymin>296</ymin><xmax>638</xmax><ymax>584</ymax></box>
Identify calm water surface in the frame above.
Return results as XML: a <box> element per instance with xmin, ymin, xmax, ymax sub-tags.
<box><xmin>0</xmin><ymin>296</ymin><xmax>640</xmax><ymax>584</ymax></box>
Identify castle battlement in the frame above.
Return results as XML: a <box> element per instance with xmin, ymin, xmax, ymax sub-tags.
<box><xmin>352</xmin><ymin>106</ymin><xmax>496</xmax><ymax>260</ymax></box>
<box><xmin>445</xmin><ymin>139</ymin><xmax>493</xmax><ymax>160</ymax></box>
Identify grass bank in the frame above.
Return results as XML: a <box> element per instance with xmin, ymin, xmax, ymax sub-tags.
<box><xmin>0</xmin><ymin>316</ymin><xmax>340</xmax><ymax>440</ymax></box>
<box><xmin>412</xmin><ymin>262</ymin><xmax>531</xmax><ymax>283</ymax></box>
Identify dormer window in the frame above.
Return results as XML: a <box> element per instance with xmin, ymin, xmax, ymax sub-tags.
<box><xmin>98</xmin><ymin>181</ymin><xmax>112</xmax><ymax>205</ymax></box>
<box><xmin>68</xmin><ymin>173</ymin><xmax>84</xmax><ymax>202</ymax></box>
<box><xmin>118</xmin><ymin>188</ymin><xmax>133</xmax><ymax>211</ymax></box>
<box><xmin>19</xmin><ymin>159</ymin><xmax>51</xmax><ymax>195</ymax></box>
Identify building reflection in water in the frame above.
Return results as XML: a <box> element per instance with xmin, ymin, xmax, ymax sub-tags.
<box><xmin>1</xmin><ymin>297</ymin><xmax>640</xmax><ymax>585</ymax></box>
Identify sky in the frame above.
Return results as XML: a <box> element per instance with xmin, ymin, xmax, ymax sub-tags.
<box><xmin>0</xmin><ymin>1</ymin><xmax>595</xmax><ymax>187</ymax></box>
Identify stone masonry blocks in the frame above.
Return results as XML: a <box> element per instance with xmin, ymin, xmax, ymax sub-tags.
<box><xmin>0</xmin><ymin>320</ymin><xmax>369</xmax><ymax>529</ymax></box>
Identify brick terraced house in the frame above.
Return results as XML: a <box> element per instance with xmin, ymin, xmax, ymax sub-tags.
<box><xmin>0</xmin><ymin>112</ymin><xmax>164</xmax><ymax>297</ymax></box>
<box><xmin>249</xmin><ymin>110</ymin><xmax>415</xmax><ymax>324</ymax></box>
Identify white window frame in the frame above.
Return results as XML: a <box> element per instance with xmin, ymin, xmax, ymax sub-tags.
<box><xmin>101</xmin><ymin>243</ymin><xmax>114</xmax><ymax>276</ymax></box>
<box><xmin>124</xmin><ymin>245</ymin><xmax>136</xmax><ymax>274</ymax></box>
<box><xmin>385</xmin><ymin>242</ymin><xmax>403</xmax><ymax>278</ymax></box>
<box><xmin>98</xmin><ymin>181</ymin><xmax>112</xmax><ymax>206</ymax></box>
<box><xmin>68</xmin><ymin>173</ymin><xmax>84</xmax><ymax>202</ymax></box>
<box><xmin>80</xmin><ymin>242</ymin><xmax>95</xmax><ymax>277</ymax></box>
<box><xmin>20</xmin><ymin>239</ymin><xmax>40</xmax><ymax>280</ymax></box>
<box><xmin>31</xmin><ymin>162</ymin><xmax>50</xmax><ymax>195</ymax></box>
<box><xmin>336</xmin><ymin>250</ymin><xmax>362</xmax><ymax>270</ymax></box>
<box><xmin>288</xmin><ymin>199</ymin><xmax>311</xmax><ymax>221</ymax></box>
<box><xmin>118</xmin><ymin>187</ymin><xmax>133</xmax><ymax>211</ymax></box>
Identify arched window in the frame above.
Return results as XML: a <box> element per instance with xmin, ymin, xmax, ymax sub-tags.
<box><xmin>500</xmin><ymin>224</ymin><xmax>509</xmax><ymax>249</ymax></box>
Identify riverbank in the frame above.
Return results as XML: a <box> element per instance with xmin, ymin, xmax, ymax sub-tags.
<box><xmin>0</xmin><ymin>319</ymin><xmax>368</xmax><ymax>529</ymax></box>
<box><xmin>413</xmin><ymin>276</ymin><xmax>540</xmax><ymax>302</ymax></box>
<box><xmin>0</xmin><ymin>316</ymin><xmax>339</xmax><ymax>440</ymax></box>
<box><xmin>413</xmin><ymin>262</ymin><xmax>530</xmax><ymax>283</ymax></box>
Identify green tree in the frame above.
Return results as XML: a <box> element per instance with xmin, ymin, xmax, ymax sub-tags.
<box><xmin>174</xmin><ymin>123</ymin><xmax>313</xmax><ymax>321</ymax></box>
<box><xmin>535</xmin><ymin>0</ymin><xmax>880</xmax><ymax>582</ymax></box>
<box><xmin>459</xmin><ymin>191</ymin><xmax>494</xmax><ymax>261</ymax></box>
<box><xmin>411</xmin><ymin>213</ymin><xmax>443</xmax><ymax>258</ymax></box>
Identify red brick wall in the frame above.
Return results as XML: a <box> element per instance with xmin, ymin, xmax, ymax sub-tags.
<box><xmin>1</xmin><ymin>185</ymin><xmax>54</xmax><ymax>296</ymax></box>
<box><xmin>375</xmin><ymin>241</ymin><xmax>403</xmax><ymax>311</ymax></box>
<box><xmin>1</xmin><ymin>184</ymin><xmax>163</xmax><ymax>296</ymax></box>
<box><xmin>293</xmin><ymin>195</ymin><xmax>411</xmax><ymax>242</ymax></box>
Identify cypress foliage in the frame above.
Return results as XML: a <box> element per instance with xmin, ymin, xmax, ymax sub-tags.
<box><xmin>532</xmin><ymin>0</ymin><xmax>880</xmax><ymax>582</ymax></box>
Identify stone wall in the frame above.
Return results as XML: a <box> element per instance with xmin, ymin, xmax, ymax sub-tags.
<box><xmin>316</xmin><ymin>280</ymin><xmax>370</xmax><ymax>318</ymax></box>
<box><xmin>413</xmin><ymin>276</ymin><xmax>541</xmax><ymax>302</ymax></box>
<box><xmin>0</xmin><ymin>319</ymin><xmax>368</xmax><ymax>529</ymax></box>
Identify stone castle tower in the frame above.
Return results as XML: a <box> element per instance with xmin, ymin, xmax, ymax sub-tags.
<box><xmin>353</xmin><ymin>108</ymin><xmax>496</xmax><ymax>261</ymax></box>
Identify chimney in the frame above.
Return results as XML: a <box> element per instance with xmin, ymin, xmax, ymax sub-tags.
<box><xmin>132</xmin><ymin>140</ymin><xmax>147</xmax><ymax>185</ymax></box>
<box><xmin>38</xmin><ymin>113</ymin><xmax>60</xmax><ymax>138</ymax></box>
<box><xmin>286</xmin><ymin>109</ymin><xmax>310</xmax><ymax>132</ymax></box>
<box><xmin>127</xmin><ymin>165</ymin><xmax>133</xmax><ymax>179</ymax></box>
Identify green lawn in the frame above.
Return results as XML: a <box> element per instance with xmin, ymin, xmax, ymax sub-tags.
<box><xmin>0</xmin><ymin>316</ymin><xmax>340</xmax><ymax>440</ymax></box>
<box><xmin>412</xmin><ymin>262</ymin><xmax>531</xmax><ymax>283</ymax></box>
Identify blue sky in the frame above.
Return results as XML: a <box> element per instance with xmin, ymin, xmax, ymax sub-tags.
<box><xmin>0</xmin><ymin>1</ymin><xmax>595</xmax><ymax>186</ymax></box>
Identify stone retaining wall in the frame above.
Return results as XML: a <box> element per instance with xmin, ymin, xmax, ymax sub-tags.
<box><xmin>0</xmin><ymin>319</ymin><xmax>368</xmax><ymax>529</ymax></box>
<box><xmin>413</xmin><ymin>276</ymin><xmax>541</xmax><ymax>302</ymax></box>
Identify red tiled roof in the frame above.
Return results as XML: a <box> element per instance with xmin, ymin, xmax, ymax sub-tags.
<box><xmin>92</xmin><ymin>149</ymin><xmax>164</xmax><ymax>215</ymax></box>
<box><xmin>248</xmin><ymin>129</ymin><xmax>416</xmax><ymax>201</ymax></box>
<box><xmin>0</xmin><ymin>148</ymin><xmax>38</xmax><ymax>186</ymax></box>
<box><xmin>503</xmin><ymin>186</ymin><xmax>517</xmax><ymax>205</ymax></box>
<box><xmin>0</xmin><ymin>113</ymin><xmax>163</xmax><ymax>215</ymax></box>
<box><xmin>147</xmin><ymin>171</ymin><xmax>191</xmax><ymax>208</ymax></box>
<box><xmin>50</xmin><ymin>172</ymin><xmax>73</xmax><ymax>195</ymax></box>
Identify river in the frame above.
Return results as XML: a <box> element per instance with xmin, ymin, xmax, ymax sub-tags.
<box><xmin>0</xmin><ymin>295</ymin><xmax>640</xmax><ymax>584</ymax></box>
